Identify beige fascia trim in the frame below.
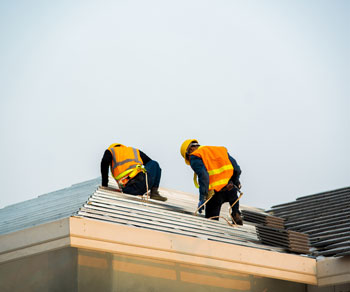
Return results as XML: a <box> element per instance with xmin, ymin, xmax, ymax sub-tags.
<box><xmin>69</xmin><ymin>217</ymin><xmax>317</xmax><ymax>285</ymax></box>
<box><xmin>0</xmin><ymin>216</ymin><xmax>318</xmax><ymax>285</ymax></box>
<box><xmin>0</xmin><ymin>218</ymin><xmax>71</xmax><ymax>264</ymax></box>
<box><xmin>317</xmin><ymin>256</ymin><xmax>350</xmax><ymax>286</ymax></box>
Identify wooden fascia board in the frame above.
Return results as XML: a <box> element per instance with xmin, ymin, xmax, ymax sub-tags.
<box><xmin>69</xmin><ymin>217</ymin><xmax>317</xmax><ymax>285</ymax></box>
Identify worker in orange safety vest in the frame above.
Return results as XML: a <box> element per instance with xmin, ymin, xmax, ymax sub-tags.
<box><xmin>180</xmin><ymin>139</ymin><xmax>243</xmax><ymax>225</ymax></box>
<box><xmin>101</xmin><ymin>143</ymin><xmax>167</xmax><ymax>201</ymax></box>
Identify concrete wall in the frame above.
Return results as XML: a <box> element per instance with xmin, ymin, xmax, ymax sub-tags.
<box><xmin>0</xmin><ymin>246</ymin><xmax>309</xmax><ymax>292</ymax></box>
<box><xmin>77</xmin><ymin>248</ymin><xmax>307</xmax><ymax>292</ymax></box>
<box><xmin>0</xmin><ymin>247</ymin><xmax>77</xmax><ymax>292</ymax></box>
<box><xmin>308</xmin><ymin>284</ymin><xmax>350</xmax><ymax>292</ymax></box>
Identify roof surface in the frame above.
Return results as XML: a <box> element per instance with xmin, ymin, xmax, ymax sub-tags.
<box><xmin>269</xmin><ymin>186</ymin><xmax>350</xmax><ymax>257</ymax></box>
<box><xmin>1</xmin><ymin>177</ymin><xmax>347</xmax><ymax>259</ymax></box>
<box><xmin>0</xmin><ymin>178</ymin><xmax>100</xmax><ymax>235</ymax></box>
<box><xmin>0</xmin><ymin>177</ymin><xmax>287</xmax><ymax>254</ymax></box>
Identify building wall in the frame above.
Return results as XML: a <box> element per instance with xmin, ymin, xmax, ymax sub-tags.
<box><xmin>0</xmin><ymin>247</ymin><xmax>77</xmax><ymax>292</ymax></box>
<box><xmin>5</xmin><ymin>246</ymin><xmax>346</xmax><ymax>292</ymax></box>
<box><xmin>77</xmin><ymin>248</ymin><xmax>307</xmax><ymax>292</ymax></box>
<box><xmin>307</xmin><ymin>284</ymin><xmax>350</xmax><ymax>292</ymax></box>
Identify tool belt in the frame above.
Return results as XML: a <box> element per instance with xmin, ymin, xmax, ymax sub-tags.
<box><xmin>116</xmin><ymin>165</ymin><xmax>146</xmax><ymax>188</ymax></box>
<box><xmin>118</xmin><ymin>175</ymin><xmax>132</xmax><ymax>188</ymax></box>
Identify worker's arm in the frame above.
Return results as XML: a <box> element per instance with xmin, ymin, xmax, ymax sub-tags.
<box><xmin>228</xmin><ymin>153</ymin><xmax>241</xmax><ymax>187</ymax></box>
<box><xmin>190</xmin><ymin>156</ymin><xmax>209</xmax><ymax>201</ymax></box>
<box><xmin>139</xmin><ymin>150</ymin><xmax>152</xmax><ymax>165</ymax></box>
<box><xmin>101</xmin><ymin>150</ymin><xmax>112</xmax><ymax>187</ymax></box>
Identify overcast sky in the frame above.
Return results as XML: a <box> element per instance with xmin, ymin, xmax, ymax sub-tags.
<box><xmin>1</xmin><ymin>0</ymin><xmax>349</xmax><ymax>210</ymax></box>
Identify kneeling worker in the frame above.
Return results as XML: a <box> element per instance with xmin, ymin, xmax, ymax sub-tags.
<box><xmin>101</xmin><ymin>143</ymin><xmax>167</xmax><ymax>201</ymax></box>
<box><xmin>180</xmin><ymin>139</ymin><xmax>243</xmax><ymax>225</ymax></box>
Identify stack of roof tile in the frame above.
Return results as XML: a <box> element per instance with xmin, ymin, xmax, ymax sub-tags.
<box><xmin>256</xmin><ymin>225</ymin><xmax>310</xmax><ymax>254</ymax></box>
<box><xmin>242</xmin><ymin>210</ymin><xmax>310</xmax><ymax>254</ymax></box>
<box><xmin>242</xmin><ymin>210</ymin><xmax>285</xmax><ymax>229</ymax></box>
<box><xmin>269</xmin><ymin>186</ymin><xmax>350</xmax><ymax>257</ymax></box>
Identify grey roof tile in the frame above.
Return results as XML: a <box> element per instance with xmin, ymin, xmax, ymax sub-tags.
<box><xmin>269</xmin><ymin>187</ymin><xmax>350</xmax><ymax>257</ymax></box>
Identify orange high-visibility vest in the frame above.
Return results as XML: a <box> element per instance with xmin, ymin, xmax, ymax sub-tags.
<box><xmin>191</xmin><ymin>146</ymin><xmax>234</xmax><ymax>191</ymax></box>
<box><xmin>108</xmin><ymin>145</ymin><xmax>143</xmax><ymax>183</ymax></box>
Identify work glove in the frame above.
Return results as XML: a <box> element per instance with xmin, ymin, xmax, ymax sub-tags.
<box><xmin>197</xmin><ymin>200</ymin><xmax>205</xmax><ymax>214</ymax></box>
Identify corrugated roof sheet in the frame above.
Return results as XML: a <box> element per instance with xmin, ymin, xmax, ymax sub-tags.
<box><xmin>0</xmin><ymin>176</ymin><xmax>317</xmax><ymax>256</ymax></box>
<box><xmin>0</xmin><ymin>178</ymin><xmax>100</xmax><ymax>235</ymax></box>
<box><xmin>77</xmin><ymin>186</ymin><xmax>286</xmax><ymax>252</ymax></box>
<box><xmin>269</xmin><ymin>186</ymin><xmax>350</xmax><ymax>257</ymax></box>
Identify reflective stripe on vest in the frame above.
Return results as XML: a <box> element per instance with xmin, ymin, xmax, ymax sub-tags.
<box><xmin>108</xmin><ymin>146</ymin><xmax>143</xmax><ymax>182</ymax></box>
<box><xmin>191</xmin><ymin>146</ymin><xmax>234</xmax><ymax>192</ymax></box>
<box><xmin>115</xmin><ymin>165</ymin><xmax>146</xmax><ymax>187</ymax></box>
<box><xmin>207</xmin><ymin>164</ymin><xmax>233</xmax><ymax>176</ymax></box>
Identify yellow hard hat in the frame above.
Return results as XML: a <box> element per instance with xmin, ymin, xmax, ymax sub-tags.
<box><xmin>108</xmin><ymin>143</ymin><xmax>124</xmax><ymax>148</ymax></box>
<box><xmin>180</xmin><ymin>139</ymin><xmax>198</xmax><ymax>165</ymax></box>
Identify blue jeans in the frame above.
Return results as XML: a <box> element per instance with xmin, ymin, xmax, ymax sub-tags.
<box><xmin>122</xmin><ymin>160</ymin><xmax>161</xmax><ymax>195</ymax></box>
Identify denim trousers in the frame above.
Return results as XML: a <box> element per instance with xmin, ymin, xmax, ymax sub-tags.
<box><xmin>122</xmin><ymin>160</ymin><xmax>161</xmax><ymax>196</ymax></box>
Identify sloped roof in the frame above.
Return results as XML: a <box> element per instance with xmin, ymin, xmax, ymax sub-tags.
<box><xmin>269</xmin><ymin>186</ymin><xmax>350</xmax><ymax>257</ymax></box>
<box><xmin>0</xmin><ymin>178</ymin><xmax>100</xmax><ymax>235</ymax></box>
<box><xmin>3</xmin><ymin>177</ymin><xmax>347</xmax><ymax>258</ymax></box>
<box><xmin>2</xmin><ymin>178</ymin><xmax>350</xmax><ymax>287</ymax></box>
<box><xmin>0</xmin><ymin>177</ymin><xmax>287</xmax><ymax>254</ymax></box>
<box><xmin>77</xmin><ymin>186</ymin><xmax>284</xmax><ymax>252</ymax></box>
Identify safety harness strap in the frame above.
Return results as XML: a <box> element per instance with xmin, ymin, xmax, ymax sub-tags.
<box><xmin>116</xmin><ymin>165</ymin><xmax>147</xmax><ymax>188</ymax></box>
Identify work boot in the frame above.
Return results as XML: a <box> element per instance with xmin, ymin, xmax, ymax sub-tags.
<box><xmin>150</xmin><ymin>187</ymin><xmax>167</xmax><ymax>202</ymax></box>
<box><xmin>232</xmin><ymin>213</ymin><xmax>243</xmax><ymax>226</ymax></box>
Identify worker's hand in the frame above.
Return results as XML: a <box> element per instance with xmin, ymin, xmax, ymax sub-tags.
<box><xmin>235</xmin><ymin>180</ymin><xmax>241</xmax><ymax>190</ymax></box>
<box><xmin>232</xmin><ymin>179</ymin><xmax>241</xmax><ymax>190</ymax></box>
<box><xmin>197</xmin><ymin>200</ymin><xmax>205</xmax><ymax>214</ymax></box>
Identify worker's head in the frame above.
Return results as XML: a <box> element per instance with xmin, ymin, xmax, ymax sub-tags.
<box><xmin>180</xmin><ymin>139</ymin><xmax>200</xmax><ymax>165</ymax></box>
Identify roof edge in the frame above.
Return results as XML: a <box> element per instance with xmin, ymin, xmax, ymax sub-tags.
<box><xmin>0</xmin><ymin>216</ymin><xmax>318</xmax><ymax>285</ymax></box>
<box><xmin>0</xmin><ymin>218</ymin><xmax>71</xmax><ymax>263</ymax></box>
<box><xmin>69</xmin><ymin>217</ymin><xmax>317</xmax><ymax>285</ymax></box>
<box><xmin>317</xmin><ymin>256</ymin><xmax>350</xmax><ymax>286</ymax></box>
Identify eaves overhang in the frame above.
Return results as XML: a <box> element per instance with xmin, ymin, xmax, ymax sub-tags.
<box><xmin>0</xmin><ymin>217</ymin><xmax>317</xmax><ymax>285</ymax></box>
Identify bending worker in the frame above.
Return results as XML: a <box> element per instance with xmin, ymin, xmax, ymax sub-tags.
<box><xmin>101</xmin><ymin>143</ymin><xmax>167</xmax><ymax>201</ymax></box>
<box><xmin>180</xmin><ymin>139</ymin><xmax>243</xmax><ymax>225</ymax></box>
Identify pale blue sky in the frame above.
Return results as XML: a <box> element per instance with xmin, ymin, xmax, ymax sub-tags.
<box><xmin>0</xmin><ymin>0</ymin><xmax>349</xmax><ymax>209</ymax></box>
